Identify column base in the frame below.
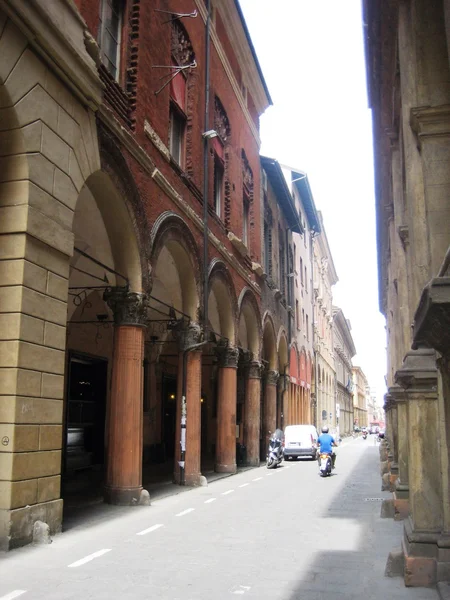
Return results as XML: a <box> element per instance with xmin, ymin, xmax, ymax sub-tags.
<box><xmin>215</xmin><ymin>463</ymin><xmax>237</xmax><ymax>474</ymax></box>
<box><xmin>104</xmin><ymin>485</ymin><xmax>142</xmax><ymax>505</ymax></box>
<box><xmin>245</xmin><ymin>457</ymin><xmax>260</xmax><ymax>467</ymax></box>
<box><xmin>401</xmin><ymin>518</ymin><xmax>440</xmax><ymax>587</ymax></box>
<box><xmin>0</xmin><ymin>499</ymin><xmax>63</xmax><ymax>551</ymax></box>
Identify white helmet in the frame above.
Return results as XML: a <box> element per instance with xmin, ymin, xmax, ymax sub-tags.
<box><xmin>321</xmin><ymin>426</ymin><xmax>329</xmax><ymax>433</ymax></box>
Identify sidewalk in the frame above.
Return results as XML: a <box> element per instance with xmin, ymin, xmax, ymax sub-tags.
<box><xmin>62</xmin><ymin>460</ymin><xmax>260</xmax><ymax>532</ymax></box>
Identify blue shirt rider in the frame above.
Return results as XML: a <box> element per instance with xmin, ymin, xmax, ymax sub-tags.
<box><xmin>317</xmin><ymin>426</ymin><xmax>337</xmax><ymax>468</ymax></box>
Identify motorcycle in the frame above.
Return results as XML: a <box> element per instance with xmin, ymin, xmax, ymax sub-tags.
<box><xmin>362</xmin><ymin>431</ymin><xmax>368</xmax><ymax>440</ymax></box>
<box><xmin>318</xmin><ymin>452</ymin><xmax>332</xmax><ymax>477</ymax></box>
<box><xmin>267</xmin><ymin>429</ymin><xmax>284</xmax><ymax>469</ymax></box>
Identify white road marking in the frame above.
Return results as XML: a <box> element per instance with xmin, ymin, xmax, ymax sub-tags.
<box><xmin>68</xmin><ymin>549</ymin><xmax>111</xmax><ymax>568</ymax></box>
<box><xmin>266</xmin><ymin>473</ymin><xmax>273</xmax><ymax>476</ymax></box>
<box><xmin>238</xmin><ymin>483</ymin><xmax>249</xmax><ymax>488</ymax></box>
<box><xmin>252</xmin><ymin>477</ymin><xmax>263</xmax><ymax>481</ymax></box>
<box><xmin>204</xmin><ymin>498</ymin><xmax>216</xmax><ymax>504</ymax></box>
<box><xmin>0</xmin><ymin>592</ymin><xmax>27</xmax><ymax>600</ymax></box>
<box><xmin>231</xmin><ymin>585</ymin><xmax>251</xmax><ymax>595</ymax></box>
<box><xmin>176</xmin><ymin>508</ymin><xmax>195</xmax><ymax>517</ymax></box>
<box><xmin>136</xmin><ymin>523</ymin><xmax>164</xmax><ymax>536</ymax></box>
<box><xmin>222</xmin><ymin>489</ymin><xmax>234</xmax><ymax>495</ymax></box>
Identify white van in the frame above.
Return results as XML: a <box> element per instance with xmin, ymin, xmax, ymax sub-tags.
<box><xmin>283</xmin><ymin>425</ymin><xmax>318</xmax><ymax>460</ymax></box>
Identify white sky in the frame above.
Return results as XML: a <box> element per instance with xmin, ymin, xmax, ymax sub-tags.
<box><xmin>239</xmin><ymin>0</ymin><xmax>387</xmax><ymax>406</ymax></box>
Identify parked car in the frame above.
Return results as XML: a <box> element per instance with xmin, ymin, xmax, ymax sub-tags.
<box><xmin>283</xmin><ymin>424</ymin><xmax>319</xmax><ymax>460</ymax></box>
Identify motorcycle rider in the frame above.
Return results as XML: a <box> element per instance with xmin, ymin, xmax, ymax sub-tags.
<box><xmin>317</xmin><ymin>426</ymin><xmax>337</xmax><ymax>469</ymax></box>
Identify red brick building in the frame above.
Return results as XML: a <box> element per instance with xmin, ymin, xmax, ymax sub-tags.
<box><xmin>0</xmin><ymin>0</ymin><xmax>271</xmax><ymax>548</ymax></box>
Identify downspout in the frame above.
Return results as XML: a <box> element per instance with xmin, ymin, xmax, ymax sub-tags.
<box><xmin>202</xmin><ymin>0</ymin><xmax>211</xmax><ymax>334</ymax></box>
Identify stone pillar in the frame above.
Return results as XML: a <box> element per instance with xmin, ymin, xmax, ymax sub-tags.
<box><xmin>244</xmin><ymin>361</ymin><xmax>261</xmax><ymax>466</ymax></box>
<box><xmin>103</xmin><ymin>288</ymin><xmax>148</xmax><ymax>505</ymax></box>
<box><xmin>173</xmin><ymin>323</ymin><xmax>203</xmax><ymax>486</ymax></box>
<box><xmin>395</xmin><ymin>348</ymin><xmax>442</xmax><ymax>586</ymax></box>
<box><xmin>215</xmin><ymin>345</ymin><xmax>239</xmax><ymax>473</ymax></box>
<box><xmin>264</xmin><ymin>370</ymin><xmax>279</xmax><ymax>449</ymax></box>
<box><xmin>390</xmin><ymin>384</ymin><xmax>410</xmax><ymax>520</ymax></box>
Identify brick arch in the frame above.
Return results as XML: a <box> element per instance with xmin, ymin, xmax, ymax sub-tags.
<box><xmin>208</xmin><ymin>259</ymin><xmax>238</xmax><ymax>344</ymax></box>
<box><xmin>150</xmin><ymin>212</ymin><xmax>201</xmax><ymax>321</ymax></box>
<box><xmin>237</xmin><ymin>287</ymin><xmax>262</xmax><ymax>357</ymax></box>
<box><xmin>262</xmin><ymin>314</ymin><xmax>278</xmax><ymax>371</ymax></box>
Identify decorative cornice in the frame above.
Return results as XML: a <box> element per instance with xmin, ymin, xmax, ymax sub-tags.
<box><xmin>144</xmin><ymin>120</ymin><xmax>170</xmax><ymax>163</ymax></box>
<box><xmin>104</xmin><ymin>287</ymin><xmax>149</xmax><ymax>326</ymax></box>
<box><xmin>410</xmin><ymin>105</ymin><xmax>450</xmax><ymax>147</ymax></box>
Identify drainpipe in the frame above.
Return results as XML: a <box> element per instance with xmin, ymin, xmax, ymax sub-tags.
<box><xmin>180</xmin><ymin>339</ymin><xmax>208</xmax><ymax>486</ymax></box>
<box><xmin>202</xmin><ymin>0</ymin><xmax>211</xmax><ymax>334</ymax></box>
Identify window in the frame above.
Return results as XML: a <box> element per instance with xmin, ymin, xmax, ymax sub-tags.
<box><xmin>306</xmin><ymin>314</ymin><xmax>309</xmax><ymax>341</ymax></box>
<box><xmin>214</xmin><ymin>157</ymin><xmax>224</xmax><ymax>218</ymax></box>
<box><xmin>293</xmin><ymin>244</ymin><xmax>297</xmax><ymax>274</ymax></box>
<box><xmin>243</xmin><ymin>197</ymin><xmax>249</xmax><ymax>246</ymax></box>
<box><xmin>302</xmin><ymin>308</ymin><xmax>305</xmax><ymax>330</ymax></box>
<box><xmin>98</xmin><ymin>0</ymin><xmax>123</xmax><ymax>80</ymax></box>
<box><xmin>300</xmin><ymin>258</ymin><xmax>304</xmax><ymax>286</ymax></box>
<box><xmin>305</xmin><ymin>266</ymin><xmax>308</xmax><ymax>291</ymax></box>
<box><xmin>169</xmin><ymin>104</ymin><xmax>185</xmax><ymax>166</ymax></box>
<box><xmin>296</xmin><ymin>300</ymin><xmax>300</xmax><ymax>330</ymax></box>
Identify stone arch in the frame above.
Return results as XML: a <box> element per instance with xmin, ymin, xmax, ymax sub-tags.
<box><xmin>261</xmin><ymin>314</ymin><xmax>278</xmax><ymax>371</ymax></box>
<box><xmin>150</xmin><ymin>212</ymin><xmax>201</xmax><ymax>321</ymax></box>
<box><xmin>208</xmin><ymin>259</ymin><xmax>238</xmax><ymax>344</ymax></box>
<box><xmin>237</xmin><ymin>287</ymin><xmax>261</xmax><ymax>357</ymax></box>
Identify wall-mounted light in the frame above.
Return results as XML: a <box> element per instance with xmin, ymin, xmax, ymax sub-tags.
<box><xmin>202</xmin><ymin>129</ymin><xmax>218</xmax><ymax>140</ymax></box>
<box><xmin>170</xmin><ymin>394</ymin><xmax>176</xmax><ymax>400</ymax></box>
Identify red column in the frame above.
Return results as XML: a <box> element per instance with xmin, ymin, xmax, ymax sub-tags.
<box><xmin>173</xmin><ymin>323</ymin><xmax>203</xmax><ymax>486</ymax></box>
<box><xmin>215</xmin><ymin>346</ymin><xmax>239</xmax><ymax>473</ymax></box>
<box><xmin>244</xmin><ymin>361</ymin><xmax>261</xmax><ymax>466</ymax></box>
<box><xmin>103</xmin><ymin>289</ymin><xmax>147</xmax><ymax>505</ymax></box>
<box><xmin>264</xmin><ymin>370</ymin><xmax>279</xmax><ymax>449</ymax></box>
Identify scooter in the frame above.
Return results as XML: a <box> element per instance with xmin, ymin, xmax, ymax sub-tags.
<box><xmin>318</xmin><ymin>452</ymin><xmax>332</xmax><ymax>477</ymax></box>
<box><xmin>267</xmin><ymin>429</ymin><xmax>284</xmax><ymax>469</ymax></box>
<box><xmin>362</xmin><ymin>431</ymin><xmax>368</xmax><ymax>440</ymax></box>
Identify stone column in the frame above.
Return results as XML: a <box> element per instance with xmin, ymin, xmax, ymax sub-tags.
<box><xmin>103</xmin><ymin>288</ymin><xmax>148</xmax><ymax>505</ymax></box>
<box><xmin>244</xmin><ymin>361</ymin><xmax>261</xmax><ymax>466</ymax></box>
<box><xmin>264</xmin><ymin>370</ymin><xmax>279</xmax><ymax>449</ymax></box>
<box><xmin>396</xmin><ymin>348</ymin><xmax>442</xmax><ymax>586</ymax></box>
<box><xmin>390</xmin><ymin>384</ymin><xmax>410</xmax><ymax>520</ymax></box>
<box><xmin>173</xmin><ymin>323</ymin><xmax>203</xmax><ymax>486</ymax></box>
<box><xmin>215</xmin><ymin>345</ymin><xmax>239</xmax><ymax>473</ymax></box>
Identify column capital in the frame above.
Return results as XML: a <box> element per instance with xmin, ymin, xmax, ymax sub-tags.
<box><xmin>175</xmin><ymin>321</ymin><xmax>203</xmax><ymax>352</ymax></box>
<box><xmin>266</xmin><ymin>370</ymin><xmax>279</xmax><ymax>386</ymax></box>
<box><xmin>388</xmin><ymin>383</ymin><xmax>407</xmax><ymax>404</ymax></box>
<box><xmin>247</xmin><ymin>360</ymin><xmax>262</xmax><ymax>380</ymax></box>
<box><xmin>395</xmin><ymin>348</ymin><xmax>438</xmax><ymax>394</ymax></box>
<box><xmin>104</xmin><ymin>286</ymin><xmax>149</xmax><ymax>326</ymax></box>
<box><xmin>216</xmin><ymin>344</ymin><xmax>239</xmax><ymax>369</ymax></box>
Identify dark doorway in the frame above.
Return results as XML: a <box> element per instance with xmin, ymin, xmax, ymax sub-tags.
<box><xmin>162</xmin><ymin>375</ymin><xmax>177</xmax><ymax>459</ymax></box>
<box><xmin>64</xmin><ymin>354</ymin><xmax>107</xmax><ymax>475</ymax></box>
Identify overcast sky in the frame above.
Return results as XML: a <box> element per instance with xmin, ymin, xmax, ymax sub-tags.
<box><xmin>239</xmin><ymin>0</ymin><xmax>387</xmax><ymax>406</ymax></box>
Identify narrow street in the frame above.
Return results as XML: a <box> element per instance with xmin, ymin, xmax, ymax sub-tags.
<box><xmin>0</xmin><ymin>438</ymin><xmax>437</xmax><ymax>600</ymax></box>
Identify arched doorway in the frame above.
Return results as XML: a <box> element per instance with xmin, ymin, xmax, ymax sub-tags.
<box><xmin>261</xmin><ymin>315</ymin><xmax>278</xmax><ymax>459</ymax></box>
<box><xmin>237</xmin><ymin>289</ymin><xmax>262</xmax><ymax>466</ymax></box>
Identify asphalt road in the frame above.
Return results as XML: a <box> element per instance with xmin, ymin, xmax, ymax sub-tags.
<box><xmin>0</xmin><ymin>437</ymin><xmax>438</xmax><ymax>600</ymax></box>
